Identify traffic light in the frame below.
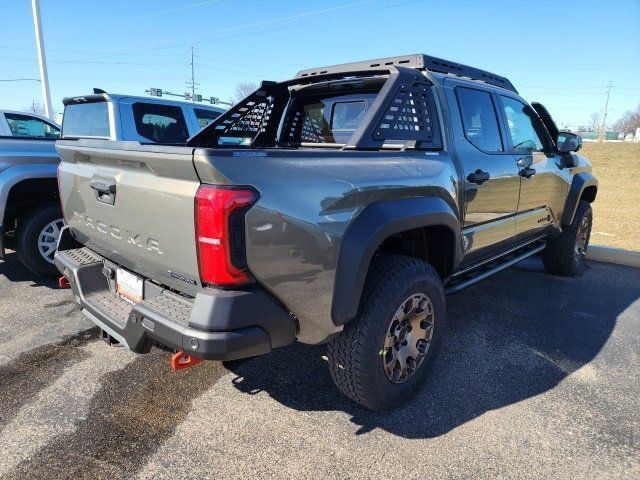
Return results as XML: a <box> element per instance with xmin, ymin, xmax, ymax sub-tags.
<box><xmin>194</xmin><ymin>94</ymin><xmax>203</xmax><ymax>102</ymax></box>
<box><xmin>210</xmin><ymin>97</ymin><xmax>219</xmax><ymax>105</ymax></box>
<box><xmin>149</xmin><ymin>88</ymin><xmax>162</xmax><ymax>97</ymax></box>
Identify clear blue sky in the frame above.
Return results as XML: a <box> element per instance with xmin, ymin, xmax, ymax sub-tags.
<box><xmin>1</xmin><ymin>0</ymin><xmax>639</xmax><ymax>128</ymax></box>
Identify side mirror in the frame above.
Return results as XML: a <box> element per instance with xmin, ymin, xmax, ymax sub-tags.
<box><xmin>557</xmin><ymin>132</ymin><xmax>582</xmax><ymax>153</ymax></box>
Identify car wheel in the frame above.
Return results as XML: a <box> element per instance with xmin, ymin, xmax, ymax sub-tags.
<box><xmin>543</xmin><ymin>200</ymin><xmax>592</xmax><ymax>277</ymax></box>
<box><xmin>326</xmin><ymin>254</ymin><xmax>445</xmax><ymax>410</ymax></box>
<box><xmin>16</xmin><ymin>203</ymin><xmax>64</xmax><ymax>278</ymax></box>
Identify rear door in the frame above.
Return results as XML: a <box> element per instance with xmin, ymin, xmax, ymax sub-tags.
<box><xmin>496</xmin><ymin>94</ymin><xmax>568</xmax><ymax>240</ymax></box>
<box><xmin>56</xmin><ymin>140</ymin><xmax>203</xmax><ymax>294</ymax></box>
<box><xmin>445</xmin><ymin>80</ymin><xmax>521</xmax><ymax>264</ymax></box>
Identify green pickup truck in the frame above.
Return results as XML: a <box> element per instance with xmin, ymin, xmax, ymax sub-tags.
<box><xmin>54</xmin><ymin>54</ymin><xmax>597</xmax><ymax>409</ymax></box>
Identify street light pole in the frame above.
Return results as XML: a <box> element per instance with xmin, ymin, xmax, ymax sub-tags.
<box><xmin>31</xmin><ymin>0</ymin><xmax>52</xmax><ymax>119</ymax></box>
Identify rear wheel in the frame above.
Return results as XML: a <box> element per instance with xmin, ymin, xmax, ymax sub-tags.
<box><xmin>327</xmin><ymin>255</ymin><xmax>445</xmax><ymax>410</ymax></box>
<box><xmin>543</xmin><ymin>200</ymin><xmax>592</xmax><ymax>276</ymax></box>
<box><xmin>16</xmin><ymin>203</ymin><xmax>64</xmax><ymax>277</ymax></box>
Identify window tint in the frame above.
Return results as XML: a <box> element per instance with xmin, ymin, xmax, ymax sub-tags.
<box><xmin>63</xmin><ymin>102</ymin><xmax>110</xmax><ymax>138</ymax></box>
<box><xmin>5</xmin><ymin>113</ymin><xmax>59</xmax><ymax>138</ymax></box>
<box><xmin>287</xmin><ymin>93</ymin><xmax>377</xmax><ymax>145</ymax></box>
<box><xmin>132</xmin><ymin>103</ymin><xmax>188</xmax><ymax>143</ymax></box>
<box><xmin>500</xmin><ymin>96</ymin><xmax>544</xmax><ymax>154</ymax></box>
<box><xmin>331</xmin><ymin>101</ymin><xmax>366</xmax><ymax>131</ymax></box>
<box><xmin>194</xmin><ymin>108</ymin><xmax>221</xmax><ymax>129</ymax></box>
<box><xmin>456</xmin><ymin>87</ymin><xmax>503</xmax><ymax>152</ymax></box>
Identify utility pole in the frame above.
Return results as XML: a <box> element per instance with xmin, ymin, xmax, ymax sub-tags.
<box><xmin>601</xmin><ymin>81</ymin><xmax>613</xmax><ymax>133</ymax></box>
<box><xmin>31</xmin><ymin>0</ymin><xmax>52</xmax><ymax>119</ymax></box>
<box><xmin>188</xmin><ymin>46</ymin><xmax>196</xmax><ymax>103</ymax></box>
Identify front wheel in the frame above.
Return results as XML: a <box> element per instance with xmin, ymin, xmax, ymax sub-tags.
<box><xmin>16</xmin><ymin>203</ymin><xmax>64</xmax><ymax>277</ymax></box>
<box><xmin>543</xmin><ymin>201</ymin><xmax>592</xmax><ymax>276</ymax></box>
<box><xmin>327</xmin><ymin>255</ymin><xmax>445</xmax><ymax>410</ymax></box>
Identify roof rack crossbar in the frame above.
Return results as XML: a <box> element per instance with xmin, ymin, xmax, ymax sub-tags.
<box><xmin>295</xmin><ymin>54</ymin><xmax>517</xmax><ymax>93</ymax></box>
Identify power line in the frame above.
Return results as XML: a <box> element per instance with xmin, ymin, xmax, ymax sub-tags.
<box><xmin>100</xmin><ymin>0</ymin><xmax>225</xmax><ymax>25</ymax></box>
<box><xmin>0</xmin><ymin>78</ymin><xmax>40</xmax><ymax>82</ymax></box>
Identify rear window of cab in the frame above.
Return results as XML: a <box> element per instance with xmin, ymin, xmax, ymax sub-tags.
<box><xmin>62</xmin><ymin>102</ymin><xmax>110</xmax><ymax>138</ymax></box>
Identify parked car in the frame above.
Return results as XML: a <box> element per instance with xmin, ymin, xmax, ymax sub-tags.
<box><xmin>0</xmin><ymin>91</ymin><xmax>225</xmax><ymax>277</ymax></box>
<box><xmin>54</xmin><ymin>55</ymin><xmax>596</xmax><ymax>409</ymax></box>
<box><xmin>0</xmin><ymin>110</ymin><xmax>61</xmax><ymax>276</ymax></box>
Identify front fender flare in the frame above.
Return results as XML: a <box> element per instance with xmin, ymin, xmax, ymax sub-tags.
<box><xmin>331</xmin><ymin>197</ymin><xmax>461</xmax><ymax>326</ymax></box>
<box><xmin>561</xmin><ymin>172</ymin><xmax>597</xmax><ymax>227</ymax></box>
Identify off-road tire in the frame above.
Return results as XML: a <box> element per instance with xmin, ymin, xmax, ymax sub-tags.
<box><xmin>543</xmin><ymin>200</ymin><xmax>592</xmax><ymax>276</ymax></box>
<box><xmin>326</xmin><ymin>254</ymin><xmax>445</xmax><ymax>410</ymax></box>
<box><xmin>16</xmin><ymin>203</ymin><xmax>64</xmax><ymax>278</ymax></box>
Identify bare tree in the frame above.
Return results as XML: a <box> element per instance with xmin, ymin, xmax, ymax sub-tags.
<box><xmin>589</xmin><ymin>111</ymin><xmax>601</xmax><ymax>132</ymax></box>
<box><xmin>25</xmin><ymin>100</ymin><xmax>46</xmax><ymax>116</ymax></box>
<box><xmin>612</xmin><ymin>104</ymin><xmax>640</xmax><ymax>134</ymax></box>
<box><xmin>232</xmin><ymin>82</ymin><xmax>259</xmax><ymax>104</ymax></box>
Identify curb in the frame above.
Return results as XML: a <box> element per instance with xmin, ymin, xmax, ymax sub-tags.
<box><xmin>587</xmin><ymin>245</ymin><xmax>640</xmax><ymax>268</ymax></box>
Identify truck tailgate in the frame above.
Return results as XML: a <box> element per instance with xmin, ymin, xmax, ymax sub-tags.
<box><xmin>56</xmin><ymin>140</ymin><xmax>202</xmax><ymax>294</ymax></box>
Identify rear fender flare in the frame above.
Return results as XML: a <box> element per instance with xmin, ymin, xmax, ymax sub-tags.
<box><xmin>561</xmin><ymin>172</ymin><xmax>597</xmax><ymax>227</ymax></box>
<box><xmin>331</xmin><ymin>197</ymin><xmax>461</xmax><ymax>326</ymax></box>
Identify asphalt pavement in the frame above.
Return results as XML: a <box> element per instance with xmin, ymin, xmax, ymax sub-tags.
<box><xmin>0</xmin><ymin>249</ymin><xmax>638</xmax><ymax>479</ymax></box>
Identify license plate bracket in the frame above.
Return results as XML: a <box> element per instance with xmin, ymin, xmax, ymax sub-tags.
<box><xmin>116</xmin><ymin>268</ymin><xmax>144</xmax><ymax>304</ymax></box>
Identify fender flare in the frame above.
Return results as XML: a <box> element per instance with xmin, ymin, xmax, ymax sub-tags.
<box><xmin>331</xmin><ymin>196</ymin><xmax>461</xmax><ymax>326</ymax></box>
<box><xmin>0</xmin><ymin>164</ymin><xmax>58</xmax><ymax>224</ymax></box>
<box><xmin>561</xmin><ymin>172</ymin><xmax>598</xmax><ymax>227</ymax></box>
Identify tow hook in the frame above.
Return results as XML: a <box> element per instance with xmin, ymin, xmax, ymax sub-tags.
<box><xmin>171</xmin><ymin>351</ymin><xmax>203</xmax><ymax>371</ymax></box>
<box><xmin>58</xmin><ymin>276</ymin><xmax>70</xmax><ymax>289</ymax></box>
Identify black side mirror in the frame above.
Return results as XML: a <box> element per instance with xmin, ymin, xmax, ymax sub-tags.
<box><xmin>557</xmin><ymin>131</ymin><xmax>582</xmax><ymax>153</ymax></box>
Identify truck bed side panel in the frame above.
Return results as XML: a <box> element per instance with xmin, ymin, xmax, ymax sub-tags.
<box><xmin>194</xmin><ymin>149</ymin><xmax>460</xmax><ymax>343</ymax></box>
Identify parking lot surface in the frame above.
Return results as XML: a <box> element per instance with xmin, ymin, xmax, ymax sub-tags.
<box><xmin>0</xmin><ymin>249</ymin><xmax>638</xmax><ymax>479</ymax></box>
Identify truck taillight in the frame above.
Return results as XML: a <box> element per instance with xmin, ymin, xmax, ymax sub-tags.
<box><xmin>195</xmin><ymin>185</ymin><xmax>258</xmax><ymax>287</ymax></box>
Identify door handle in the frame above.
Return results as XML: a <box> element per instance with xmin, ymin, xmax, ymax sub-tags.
<box><xmin>467</xmin><ymin>169</ymin><xmax>490</xmax><ymax>185</ymax></box>
<box><xmin>520</xmin><ymin>166</ymin><xmax>536</xmax><ymax>178</ymax></box>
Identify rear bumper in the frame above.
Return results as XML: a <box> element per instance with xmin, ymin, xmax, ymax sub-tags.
<box><xmin>54</xmin><ymin>228</ymin><xmax>296</xmax><ymax>361</ymax></box>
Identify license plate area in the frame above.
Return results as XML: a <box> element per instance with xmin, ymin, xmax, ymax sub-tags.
<box><xmin>116</xmin><ymin>267</ymin><xmax>144</xmax><ymax>304</ymax></box>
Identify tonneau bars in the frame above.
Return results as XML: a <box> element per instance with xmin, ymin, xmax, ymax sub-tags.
<box><xmin>295</xmin><ymin>53</ymin><xmax>518</xmax><ymax>93</ymax></box>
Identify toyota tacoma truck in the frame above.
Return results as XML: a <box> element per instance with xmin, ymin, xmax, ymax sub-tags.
<box><xmin>54</xmin><ymin>54</ymin><xmax>597</xmax><ymax>409</ymax></box>
<box><xmin>1</xmin><ymin>92</ymin><xmax>224</xmax><ymax>277</ymax></box>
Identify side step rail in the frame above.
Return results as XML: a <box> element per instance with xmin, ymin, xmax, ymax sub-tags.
<box><xmin>445</xmin><ymin>242</ymin><xmax>546</xmax><ymax>295</ymax></box>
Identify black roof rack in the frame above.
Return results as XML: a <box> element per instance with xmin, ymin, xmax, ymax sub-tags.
<box><xmin>295</xmin><ymin>53</ymin><xmax>517</xmax><ymax>93</ymax></box>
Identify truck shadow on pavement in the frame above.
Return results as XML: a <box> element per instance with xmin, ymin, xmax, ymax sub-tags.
<box><xmin>225</xmin><ymin>258</ymin><xmax>640</xmax><ymax>438</ymax></box>
<box><xmin>0</xmin><ymin>250</ymin><xmax>58</xmax><ymax>288</ymax></box>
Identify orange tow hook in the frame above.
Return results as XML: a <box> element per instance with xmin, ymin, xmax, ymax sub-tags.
<box><xmin>171</xmin><ymin>351</ymin><xmax>203</xmax><ymax>371</ymax></box>
<box><xmin>58</xmin><ymin>276</ymin><xmax>70</xmax><ymax>289</ymax></box>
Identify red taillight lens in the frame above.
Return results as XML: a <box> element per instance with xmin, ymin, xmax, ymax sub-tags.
<box><xmin>195</xmin><ymin>185</ymin><xmax>258</xmax><ymax>287</ymax></box>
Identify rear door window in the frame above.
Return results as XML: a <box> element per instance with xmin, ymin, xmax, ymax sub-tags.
<box><xmin>194</xmin><ymin>108</ymin><xmax>222</xmax><ymax>129</ymax></box>
<box><xmin>5</xmin><ymin>113</ymin><xmax>60</xmax><ymax>138</ymax></box>
<box><xmin>63</xmin><ymin>102</ymin><xmax>110</xmax><ymax>138</ymax></box>
<box><xmin>456</xmin><ymin>87</ymin><xmax>503</xmax><ymax>152</ymax></box>
<box><xmin>132</xmin><ymin>103</ymin><xmax>189</xmax><ymax>143</ymax></box>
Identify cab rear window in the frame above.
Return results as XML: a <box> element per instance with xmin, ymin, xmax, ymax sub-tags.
<box><xmin>62</xmin><ymin>102</ymin><xmax>110</xmax><ymax>138</ymax></box>
<box><xmin>286</xmin><ymin>93</ymin><xmax>377</xmax><ymax>145</ymax></box>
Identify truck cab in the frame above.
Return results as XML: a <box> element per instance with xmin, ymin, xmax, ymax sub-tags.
<box><xmin>61</xmin><ymin>90</ymin><xmax>225</xmax><ymax>143</ymax></box>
